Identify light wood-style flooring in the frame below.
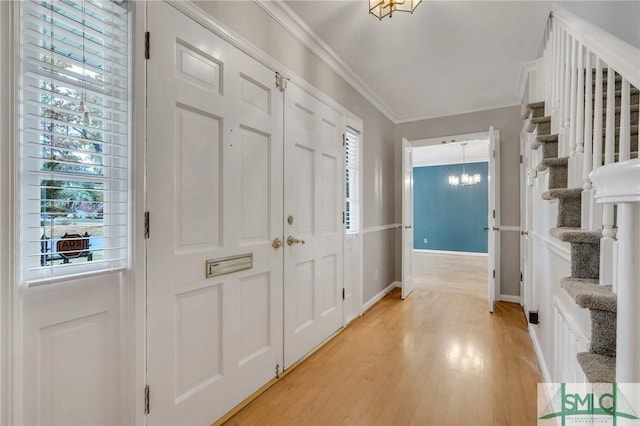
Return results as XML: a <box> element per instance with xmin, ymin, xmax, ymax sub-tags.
<box><xmin>225</xmin><ymin>252</ymin><xmax>542</xmax><ymax>425</ymax></box>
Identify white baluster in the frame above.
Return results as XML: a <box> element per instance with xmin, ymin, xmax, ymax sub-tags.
<box><xmin>557</xmin><ymin>29</ymin><xmax>566</xmax><ymax>137</ymax></box>
<box><xmin>593</xmin><ymin>59</ymin><xmax>603</xmax><ymax>172</ymax></box>
<box><xmin>570</xmin><ymin>42</ymin><xmax>585</xmax><ymax>188</ymax></box>
<box><xmin>569</xmin><ymin>38</ymin><xmax>578</xmax><ymax>158</ymax></box>
<box><xmin>583</xmin><ymin>51</ymin><xmax>593</xmax><ymax>189</ymax></box>
<box><xmin>563</xmin><ymin>33</ymin><xmax>572</xmax><ymax>156</ymax></box>
<box><xmin>619</xmin><ymin>79</ymin><xmax>631</xmax><ymax>162</ymax></box>
<box><xmin>582</xmin><ymin>51</ymin><xmax>594</xmax><ymax>231</ymax></box>
<box><xmin>601</xmin><ymin>68</ymin><xmax>617</xmax><ymax>286</ymax></box>
<box><xmin>575</xmin><ymin>43</ymin><xmax>584</xmax><ymax>155</ymax></box>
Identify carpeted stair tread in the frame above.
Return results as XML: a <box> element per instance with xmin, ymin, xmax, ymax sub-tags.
<box><xmin>542</xmin><ymin>156</ymin><xmax>568</xmax><ymax>167</ymax></box>
<box><xmin>537</xmin><ymin>134</ymin><xmax>558</xmax><ymax>144</ymax></box>
<box><xmin>542</xmin><ymin>188</ymin><xmax>582</xmax><ymax>201</ymax></box>
<box><xmin>527</xmin><ymin>116</ymin><xmax>551</xmax><ymax>133</ymax></box>
<box><xmin>561</xmin><ymin>277</ymin><xmax>616</xmax><ymax>312</ymax></box>
<box><xmin>527</xmin><ymin>101</ymin><xmax>545</xmax><ymax>109</ymax></box>
<box><xmin>550</xmin><ymin>227</ymin><xmax>600</xmax><ymax>244</ymax></box>
<box><xmin>577</xmin><ymin>353</ymin><xmax>616</xmax><ymax>383</ymax></box>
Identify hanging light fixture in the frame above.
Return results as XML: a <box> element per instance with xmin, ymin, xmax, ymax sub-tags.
<box><xmin>369</xmin><ymin>0</ymin><xmax>422</xmax><ymax>21</ymax></box>
<box><xmin>448</xmin><ymin>142</ymin><xmax>481</xmax><ymax>187</ymax></box>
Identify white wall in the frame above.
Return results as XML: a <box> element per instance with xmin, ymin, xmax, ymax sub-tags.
<box><xmin>557</xmin><ymin>1</ymin><xmax>640</xmax><ymax>48</ymax></box>
<box><xmin>0</xmin><ymin>2</ymin><xmax>12</xmax><ymax>423</ymax></box>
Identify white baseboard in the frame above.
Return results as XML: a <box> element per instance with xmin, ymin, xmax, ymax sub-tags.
<box><xmin>393</xmin><ymin>281</ymin><xmax>401</xmax><ymax>288</ymax></box>
<box><xmin>529</xmin><ymin>324</ymin><xmax>552</xmax><ymax>384</ymax></box>
<box><xmin>413</xmin><ymin>249</ymin><xmax>488</xmax><ymax>257</ymax></box>
<box><xmin>499</xmin><ymin>294</ymin><xmax>521</xmax><ymax>304</ymax></box>
<box><xmin>362</xmin><ymin>282</ymin><xmax>396</xmax><ymax>312</ymax></box>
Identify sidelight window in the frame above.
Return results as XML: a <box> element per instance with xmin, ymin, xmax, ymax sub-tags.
<box><xmin>19</xmin><ymin>0</ymin><xmax>130</xmax><ymax>282</ymax></box>
<box><xmin>345</xmin><ymin>128</ymin><xmax>360</xmax><ymax>235</ymax></box>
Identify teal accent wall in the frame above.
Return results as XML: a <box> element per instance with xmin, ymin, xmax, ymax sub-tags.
<box><xmin>413</xmin><ymin>162</ymin><xmax>488</xmax><ymax>253</ymax></box>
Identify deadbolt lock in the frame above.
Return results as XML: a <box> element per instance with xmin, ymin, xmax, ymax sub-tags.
<box><xmin>287</xmin><ymin>215</ymin><xmax>294</xmax><ymax>225</ymax></box>
<box><xmin>272</xmin><ymin>237</ymin><xmax>284</xmax><ymax>249</ymax></box>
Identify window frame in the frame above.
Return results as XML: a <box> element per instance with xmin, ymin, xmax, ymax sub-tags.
<box><xmin>18</xmin><ymin>0</ymin><xmax>132</xmax><ymax>285</ymax></box>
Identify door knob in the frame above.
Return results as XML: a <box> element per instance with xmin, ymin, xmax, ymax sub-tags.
<box><xmin>272</xmin><ymin>237</ymin><xmax>284</xmax><ymax>249</ymax></box>
<box><xmin>404</xmin><ymin>225</ymin><xmax>412</xmax><ymax>229</ymax></box>
<box><xmin>493</xmin><ymin>227</ymin><xmax>500</xmax><ymax>231</ymax></box>
<box><xmin>520</xmin><ymin>231</ymin><xmax>528</xmax><ymax>236</ymax></box>
<box><xmin>483</xmin><ymin>227</ymin><xmax>489</xmax><ymax>231</ymax></box>
<box><xmin>287</xmin><ymin>236</ymin><xmax>305</xmax><ymax>246</ymax></box>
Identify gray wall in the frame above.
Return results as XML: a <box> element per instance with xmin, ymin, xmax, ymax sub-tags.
<box><xmin>193</xmin><ymin>1</ymin><xmax>398</xmax><ymax>302</ymax></box>
<box><xmin>557</xmin><ymin>1</ymin><xmax>640</xmax><ymax>48</ymax></box>
<box><xmin>394</xmin><ymin>106</ymin><xmax>523</xmax><ymax>297</ymax></box>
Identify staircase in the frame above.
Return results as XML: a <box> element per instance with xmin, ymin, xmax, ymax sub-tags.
<box><xmin>523</xmin><ymin>6</ymin><xmax>640</xmax><ymax>384</ymax></box>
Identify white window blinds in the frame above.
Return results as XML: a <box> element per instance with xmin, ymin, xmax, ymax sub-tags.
<box><xmin>20</xmin><ymin>0</ymin><xmax>130</xmax><ymax>283</ymax></box>
<box><xmin>345</xmin><ymin>128</ymin><xmax>360</xmax><ymax>235</ymax></box>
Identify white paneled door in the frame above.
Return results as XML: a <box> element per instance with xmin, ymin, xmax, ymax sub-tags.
<box><xmin>488</xmin><ymin>126</ymin><xmax>501</xmax><ymax>312</ymax></box>
<box><xmin>146</xmin><ymin>2</ymin><xmax>284</xmax><ymax>424</ymax></box>
<box><xmin>283</xmin><ymin>84</ymin><xmax>344</xmax><ymax>368</ymax></box>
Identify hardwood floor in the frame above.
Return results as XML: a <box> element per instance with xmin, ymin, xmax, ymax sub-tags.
<box><xmin>224</xmin><ymin>252</ymin><xmax>542</xmax><ymax>425</ymax></box>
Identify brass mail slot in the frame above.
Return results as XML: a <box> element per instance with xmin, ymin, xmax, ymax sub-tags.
<box><xmin>206</xmin><ymin>253</ymin><xmax>253</xmax><ymax>278</ymax></box>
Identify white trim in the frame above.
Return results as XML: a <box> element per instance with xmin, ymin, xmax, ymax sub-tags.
<box><xmin>166</xmin><ymin>1</ymin><xmax>363</xmax><ymax>126</ymax></box>
<box><xmin>394</xmin><ymin>102</ymin><xmax>521</xmax><ymax>125</ymax></box>
<box><xmin>500</xmin><ymin>225</ymin><xmax>522</xmax><ymax>232</ymax></box>
<box><xmin>499</xmin><ymin>294</ymin><xmax>521</xmax><ymax>304</ymax></box>
<box><xmin>362</xmin><ymin>224</ymin><xmax>401</xmax><ymax>234</ymax></box>
<box><xmin>409</xmin><ymin>130</ymin><xmax>497</xmax><ymax>148</ymax></box>
<box><xmin>529</xmin><ymin>325</ymin><xmax>553</xmax><ymax>384</ymax></box>
<box><xmin>132</xmin><ymin>1</ymin><xmax>147</xmax><ymax>424</ymax></box>
<box><xmin>254</xmin><ymin>0</ymin><xmax>396</xmax><ymax>122</ymax></box>
<box><xmin>413</xmin><ymin>249</ymin><xmax>488</xmax><ymax>257</ymax></box>
<box><xmin>591</xmin><ymin>159</ymin><xmax>640</xmax><ymax>204</ymax></box>
<box><xmin>0</xmin><ymin>2</ymin><xmax>15</xmax><ymax>424</ymax></box>
<box><xmin>552</xmin><ymin>4</ymin><xmax>640</xmax><ymax>89</ymax></box>
<box><xmin>516</xmin><ymin>59</ymin><xmax>539</xmax><ymax>102</ymax></box>
<box><xmin>530</xmin><ymin>230</ymin><xmax>571</xmax><ymax>262</ymax></box>
<box><xmin>362</xmin><ymin>282</ymin><xmax>396</xmax><ymax>312</ymax></box>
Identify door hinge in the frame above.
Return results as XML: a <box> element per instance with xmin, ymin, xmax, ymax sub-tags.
<box><xmin>492</xmin><ymin>209</ymin><xmax>496</xmax><ymax>219</ymax></box>
<box><xmin>343</xmin><ymin>133</ymin><xmax>346</xmax><ymax>147</ymax></box>
<box><xmin>493</xmin><ymin>269</ymin><xmax>496</xmax><ymax>279</ymax></box>
<box><xmin>144</xmin><ymin>32</ymin><xmax>150</xmax><ymax>60</ymax></box>
<box><xmin>275</xmin><ymin>363</ymin><xmax>280</xmax><ymax>379</ymax></box>
<box><xmin>342</xmin><ymin>211</ymin><xmax>345</xmax><ymax>224</ymax></box>
<box><xmin>342</xmin><ymin>288</ymin><xmax>345</xmax><ymax>300</ymax></box>
<box><xmin>520</xmin><ymin>154</ymin><xmax>523</xmax><ymax>164</ymax></box>
<box><xmin>520</xmin><ymin>272</ymin><xmax>523</xmax><ymax>281</ymax></box>
<box><xmin>492</xmin><ymin>149</ymin><xmax>495</xmax><ymax>158</ymax></box>
<box><xmin>144</xmin><ymin>385</ymin><xmax>150</xmax><ymax>414</ymax></box>
<box><xmin>275</xmin><ymin>72</ymin><xmax>287</xmax><ymax>92</ymax></box>
<box><xmin>144</xmin><ymin>211</ymin><xmax>150</xmax><ymax>239</ymax></box>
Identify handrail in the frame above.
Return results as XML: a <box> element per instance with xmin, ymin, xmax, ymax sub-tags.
<box><xmin>590</xmin><ymin>159</ymin><xmax>640</xmax><ymax>204</ymax></box>
<box><xmin>552</xmin><ymin>5</ymin><xmax>640</xmax><ymax>89</ymax></box>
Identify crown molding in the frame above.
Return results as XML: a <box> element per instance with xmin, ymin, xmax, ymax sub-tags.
<box><xmin>394</xmin><ymin>101</ymin><xmax>521</xmax><ymax>125</ymax></box>
<box><xmin>254</xmin><ymin>0</ymin><xmax>398</xmax><ymax>122</ymax></box>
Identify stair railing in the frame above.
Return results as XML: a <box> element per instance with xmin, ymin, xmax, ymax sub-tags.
<box><xmin>542</xmin><ymin>5</ymin><xmax>640</xmax><ymax>287</ymax></box>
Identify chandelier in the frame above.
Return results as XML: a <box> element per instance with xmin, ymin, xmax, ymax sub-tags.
<box><xmin>448</xmin><ymin>142</ymin><xmax>481</xmax><ymax>187</ymax></box>
<box><xmin>369</xmin><ymin>0</ymin><xmax>422</xmax><ymax>20</ymax></box>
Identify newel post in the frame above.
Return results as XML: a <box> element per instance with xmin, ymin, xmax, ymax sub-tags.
<box><xmin>591</xmin><ymin>159</ymin><xmax>640</xmax><ymax>383</ymax></box>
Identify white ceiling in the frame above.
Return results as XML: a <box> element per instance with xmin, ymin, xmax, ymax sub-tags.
<box><xmin>412</xmin><ymin>139</ymin><xmax>489</xmax><ymax>167</ymax></box>
<box><xmin>283</xmin><ymin>0</ymin><xmax>552</xmax><ymax>122</ymax></box>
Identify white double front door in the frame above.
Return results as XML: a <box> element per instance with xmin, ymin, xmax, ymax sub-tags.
<box><xmin>146</xmin><ymin>3</ymin><xmax>344</xmax><ymax>424</ymax></box>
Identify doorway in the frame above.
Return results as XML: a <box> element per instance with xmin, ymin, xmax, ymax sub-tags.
<box><xmin>401</xmin><ymin>129</ymin><xmax>501</xmax><ymax>311</ymax></box>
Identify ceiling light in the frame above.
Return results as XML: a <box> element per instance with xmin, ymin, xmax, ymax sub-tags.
<box><xmin>448</xmin><ymin>142</ymin><xmax>481</xmax><ymax>187</ymax></box>
<box><xmin>369</xmin><ymin>0</ymin><xmax>422</xmax><ymax>20</ymax></box>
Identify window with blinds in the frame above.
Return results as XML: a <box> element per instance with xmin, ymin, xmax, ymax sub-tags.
<box><xmin>20</xmin><ymin>0</ymin><xmax>130</xmax><ymax>283</ymax></box>
<box><xmin>345</xmin><ymin>128</ymin><xmax>360</xmax><ymax>235</ymax></box>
